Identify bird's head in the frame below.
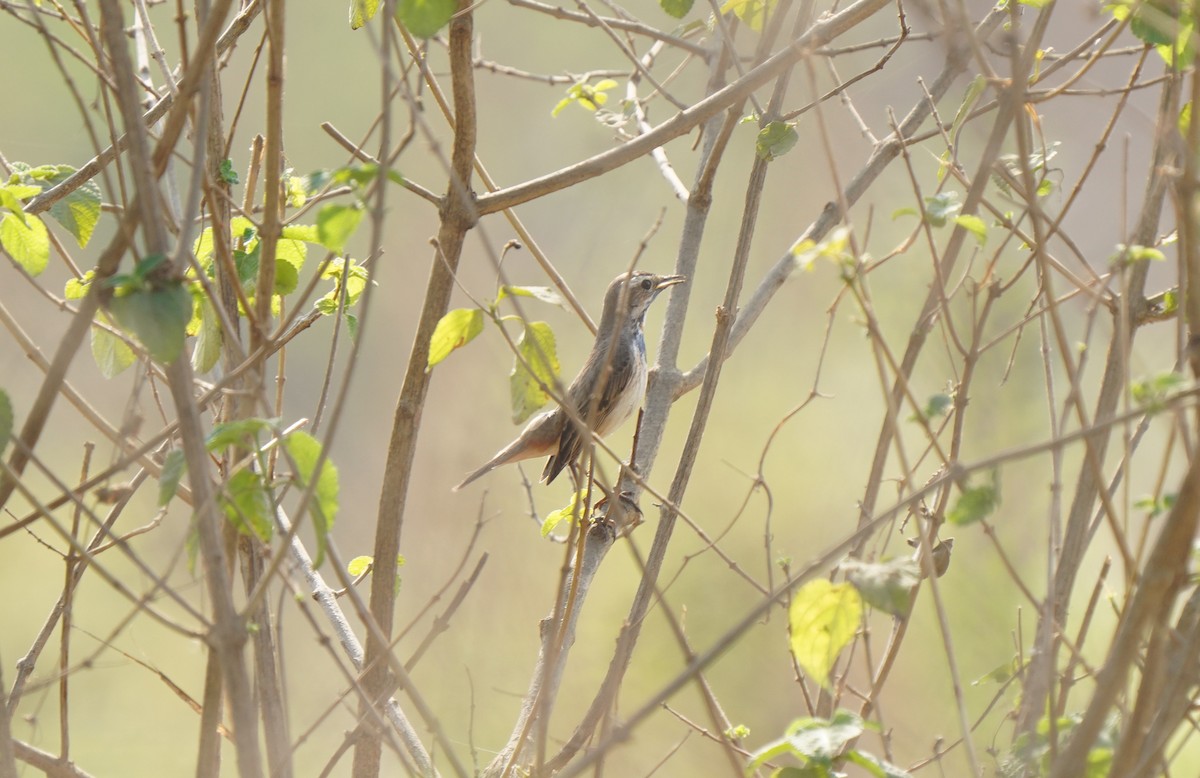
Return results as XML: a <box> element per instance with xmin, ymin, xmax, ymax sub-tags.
<box><xmin>603</xmin><ymin>271</ymin><xmax>686</xmax><ymax>326</ymax></box>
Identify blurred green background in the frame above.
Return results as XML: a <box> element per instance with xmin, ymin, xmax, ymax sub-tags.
<box><xmin>0</xmin><ymin>1</ymin><xmax>1191</xmax><ymax>776</ymax></box>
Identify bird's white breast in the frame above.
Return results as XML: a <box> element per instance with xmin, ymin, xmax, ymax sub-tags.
<box><xmin>596</xmin><ymin>336</ymin><xmax>648</xmax><ymax>437</ymax></box>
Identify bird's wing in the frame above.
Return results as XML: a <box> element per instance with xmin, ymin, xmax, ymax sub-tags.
<box><xmin>542</xmin><ymin>347</ymin><xmax>635</xmax><ymax>484</ymax></box>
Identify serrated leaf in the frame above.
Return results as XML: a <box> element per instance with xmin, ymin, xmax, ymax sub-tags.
<box><xmin>789</xmin><ymin>580</ymin><xmax>861</xmax><ymax>687</ymax></box>
<box><xmin>158</xmin><ymin>449</ymin><xmax>187</xmax><ymax>506</ymax></box>
<box><xmin>284</xmin><ymin>430</ymin><xmax>339</xmax><ymax>568</ymax></box>
<box><xmin>846</xmin><ymin>750</ymin><xmax>913</xmax><ymax>778</ymax></box>
<box><xmin>755</xmin><ymin>121</ymin><xmax>798</xmax><ymax>161</ymax></box>
<box><xmin>108</xmin><ymin>284</ymin><xmax>193</xmax><ymax>364</ymax></box>
<box><xmin>511</xmin><ymin>321</ymin><xmax>559</xmax><ymax>424</ymax></box>
<box><xmin>91</xmin><ymin>321</ymin><xmax>136</xmax><ymax>378</ymax></box>
<box><xmin>395</xmin><ymin>0</ymin><xmax>455</xmax><ymax>37</ymax></box>
<box><xmin>947</xmin><ymin>476</ymin><xmax>1000</xmax><ymax>526</ymax></box>
<box><xmin>0</xmin><ymin>389</ymin><xmax>11</xmax><ymax>455</ymax></box>
<box><xmin>51</xmin><ymin>180</ymin><xmax>102</xmax><ymax>248</ymax></box>
<box><xmin>1</xmin><ymin>211</ymin><xmax>49</xmax><ymax>275</ymax></box>
<box><xmin>954</xmin><ymin>214</ymin><xmax>987</xmax><ymax>245</ymax></box>
<box><xmin>222</xmin><ymin>468</ymin><xmax>273</xmax><ymax>542</ymax></box>
<box><xmin>281</xmin><ymin>223</ymin><xmax>320</xmax><ymax>244</ymax></box>
<box><xmin>428</xmin><ymin>308</ymin><xmax>484</xmax><ymax>369</ymax></box>
<box><xmin>315</xmin><ymin>204</ymin><xmax>364</xmax><ymax>254</ymax></box>
<box><xmin>660</xmin><ymin>0</ymin><xmax>693</xmax><ymax>17</ymax></box>
<box><xmin>842</xmin><ymin>557</ymin><xmax>919</xmax><ymax>617</ymax></box>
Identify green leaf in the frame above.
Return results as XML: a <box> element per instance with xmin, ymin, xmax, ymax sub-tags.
<box><xmin>108</xmin><ymin>283</ymin><xmax>192</xmax><ymax>364</ymax></box>
<box><xmin>222</xmin><ymin>468</ymin><xmax>273</xmax><ymax>542</ymax></box>
<box><xmin>395</xmin><ymin>0</ymin><xmax>455</xmax><ymax>38</ymax></box>
<box><xmin>923</xmin><ymin>191</ymin><xmax>961</xmax><ymax>227</ymax></box>
<box><xmin>91</xmin><ymin>321</ymin><xmax>136</xmax><ymax>378</ymax></box>
<box><xmin>348</xmin><ymin>555</ymin><xmax>373</xmax><ymax>576</ymax></box>
<box><xmin>427</xmin><ymin>308</ymin><xmax>484</xmax><ymax>369</ymax></box>
<box><xmin>350</xmin><ymin>0</ymin><xmax>381</xmax><ymax>29</ymax></box>
<box><xmin>1131</xmin><ymin>371</ymin><xmax>1188</xmax><ymax>413</ymax></box>
<box><xmin>719</xmin><ymin>0</ymin><xmax>778</xmax><ymax>31</ymax></box>
<box><xmin>5</xmin><ymin>164</ymin><xmax>100</xmax><ymax>248</ymax></box>
<box><xmin>1111</xmin><ymin>243</ymin><xmax>1165</xmax><ymax>266</ymax></box>
<box><xmin>947</xmin><ymin>475</ymin><xmax>1000</xmax><ymax>526</ymax></box>
<box><xmin>841</xmin><ymin>557</ymin><xmax>919</xmax><ymax>617</ymax></box>
<box><xmin>315</xmin><ymin>204</ymin><xmax>364</xmax><ymax>254</ymax></box>
<box><xmin>284</xmin><ymin>430</ymin><xmax>340</xmax><ymax>568</ymax></box>
<box><xmin>191</xmin><ymin>298</ymin><xmax>223</xmax><ymax>374</ymax></box>
<box><xmin>755</xmin><ymin>121</ymin><xmax>799</xmax><ymax>161</ymax></box>
<box><xmin>281</xmin><ymin>223</ymin><xmax>319</xmax><ymax>244</ymax></box>
<box><xmin>158</xmin><ymin>450</ymin><xmax>187</xmax><ymax>506</ymax></box>
<box><xmin>845</xmin><ymin>749</ymin><xmax>913</xmax><ymax>778</ymax></box>
<box><xmin>0</xmin><ymin>211</ymin><xmax>50</xmax><ymax>275</ymax></box>
<box><xmin>218</xmin><ymin>158</ymin><xmax>240</xmax><ymax>185</ymax></box>
<box><xmin>954</xmin><ymin>214</ymin><xmax>988</xmax><ymax>245</ymax></box>
<box><xmin>498</xmin><ymin>285</ymin><xmax>568</xmax><ymax>308</ymax></box>
<box><xmin>65</xmin><ymin>270</ymin><xmax>94</xmax><ymax>300</ymax></box>
<box><xmin>787</xmin><ymin>711</ymin><xmax>866</xmax><ymax>761</ymax></box>
<box><xmin>660</xmin><ymin>0</ymin><xmax>693</xmax><ymax>17</ymax></box>
<box><xmin>511</xmin><ymin>321</ymin><xmax>560</xmax><ymax>424</ymax></box>
<box><xmin>542</xmin><ymin>488</ymin><xmax>589</xmax><ymax>537</ymax></box>
<box><xmin>1129</xmin><ymin>1</ymin><xmax>1181</xmax><ymax>46</ymax></box>
<box><xmin>788</xmin><ymin>580</ymin><xmax>861</xmax><ymax>687</ymax></box>
<box><xmin>206</xmin><ymin>417</ymin><xmax>277</xmax><ymax>453</ymax></box>
<box><xmin>0</xmin><ymin>389</ymin><xmax>12</xmax><ymax>455</ymax></box>
<box><xmin>950</xmin><ymin>75</ymin><xmax>986</xmax><ymax>140</ymax></box>
<box><xmin>910</xmin><ymin>392</ymin><xmax>953</xmax><ymax>423</ymax></box>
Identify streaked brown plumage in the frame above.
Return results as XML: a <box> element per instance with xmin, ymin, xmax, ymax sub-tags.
<box><xmin>453</xmin><ymin>271</ymin><xmax>684</xmax><ymax>491</ymax></box>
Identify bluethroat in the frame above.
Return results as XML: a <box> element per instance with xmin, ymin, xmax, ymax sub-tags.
<box><xmin>454</xmin><ymin>271</ymin><xmax>685</xmax><ymax>490</ymax></box>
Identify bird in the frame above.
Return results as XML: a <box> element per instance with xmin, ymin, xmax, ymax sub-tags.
<box><xmin>454</xmin><ymin>271</ymin><xmax>685</xmax><ymax>491</ymax></box>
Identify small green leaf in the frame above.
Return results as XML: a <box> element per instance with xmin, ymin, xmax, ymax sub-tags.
<box><xmin>1134</xmin><ymin>493</ymin><xmax>1176</xmax><ymax>518</ymax></box>
<box><xmin>0</xmin><ymin>389</ymin><xmax>12</xmax><ymax>455</ymax></box>
<box><xmin>542</xmin><ymin>488</ymin><xmax>589</xmax><ymax>537</ymax></box>
<box><xmin>660</xmin><ymin>0</ymin><xmax>693</xmax><ymax>17</ymax></box>
<box><xmin>218</xmin><ymin>159</ymin><xmax>240</xmax><ymax>185</ymax></box>
<box><xmin>719</xmin><ymin>0</ymin><xmax>778</xmax><ymax>31</ymax></box>
<box><xmin>0</xmin><ymin>211</ymin><xmax>50</xmax><ymax>275</ymax></box>
<box><xmin>191</xmin><ymin>298</ymin><xmax>223</xmax><ymax>374</ymax></box>
<box><xmin>788</xmin><ymin>580</ymin><xmax>861</xmax><ymax>687</ymax></box>
<box><xmin>65</xmin><ymin>271</ymin><xmax>94</xmax><ymax>300</ymax></box>
<box><xmin>350</xmin><ymin>0</ymin><xmax>380</xmax><ymax>28</ymax></box>
<box><xmin>845</xmin><ymin>749</ymin><xmax>913</xmax><ymax>778</ymax></box>
<box><xmin>910</xmin><ymin>392</ymin><xmax>953</xmax><ymax>423</ymax></box>
<box><xmin>315</xmin><ymin>204</ymin><xmax>364</xmax><ymax>253</ymax></box>
<box><xmin>1131</xmin><ymin>371</ymin><xmax>1188</xmax><ymax>413</ymax></box>
<box><xmin>511</xmin><ymin>321</ymin><xmax>560</xmax><ymax>424</ymax></box>
<box><xmin>923</xmin><ymin>191</ymin><xmax>961</xmax><ymax>227</ymax></box>
<box><xmin>281</xmin><ymin>223</ymin><xmax>319</xmax><ymax>244</ymax></box>
<box><xmin>91</xmin><ymin>321</ymin><xmax>136</xmax><ymax>378</ymax></box>
<box><xmin>428</xmin><ymin>308</ymin><xmax>484</xmax><ymax>369</ymax></box>
<box><xmin>158</xmin><ymin>450</ymin><xmax>187</xmax><ymax>506</ymax></box>
<box><xmin>395</xmin><ymin>0</ymin><xmax>455</xmax><ymax>38</ymax></box>
<box><xmin>206</xmin><ymin>417</ymin><xmax>277</xmax><ymax>453</ymax></box>
<box><xmin>284</xmin><ymin>430</ymin><xmax>340</xmax><ymax>568</ymax></box>
<box><xmin>755</xmin><ymin>121</ymin><xmax>799</xmax><ymax>161</ymax></box>
<box><xmin>222</xmin><ymin>468</ymin><xmax>273</xmax><ymax>542</ymax></box>
<box><xmin>498</xmin><ymin>285</ymin><xmax>567</xmax><ymax>308</ymax></box>
<box><xmin>841</xmin><ymin>557</ymin><xmax>920</xmax><ymax>617</ymax></box>
<box><xmin>108</xmin><ymin>284</ymin><xmax>193</xmax><ymax>364</ymax></box>
<box><xmin>1111</xmin><ymin>243</ymin><xmax>1166</xmax><ymax>266</ymax></box>
<box><xmin>954</xmin><ymin>214</ymin><xmax>988</xmax><ymax>245</ymax></box>
<box><xmin>950</xmin><ymin>75</ymin><xmax>987</xmax><ymax>141</ymax></box>
<box><xmin>348</xmin><ymin>555</ymin><xmax>373</xmax><ymax>576</ymax></box>
<box><xmin>947</xmin><ymin>475</ymin><xmax>1000</xmax><ymax>526</ymax></box>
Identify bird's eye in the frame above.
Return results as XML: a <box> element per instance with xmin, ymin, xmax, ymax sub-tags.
<box><xmin>640</xmin><ymin>279</ymin><xmax>653</xmax><ymax>290</ymax></box>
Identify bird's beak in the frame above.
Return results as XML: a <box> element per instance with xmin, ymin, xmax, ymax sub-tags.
<box><xmin>655</xmin><ymin>275</ymin><xmax>686</xmax><ymax>291</ymax></box>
